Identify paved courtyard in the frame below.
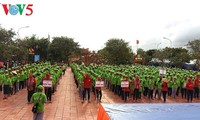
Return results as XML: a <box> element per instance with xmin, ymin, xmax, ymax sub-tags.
<box><xmin>0</xmin><ymin>67</ymin><xmax>199</xmax><ymax>120</ymax></box>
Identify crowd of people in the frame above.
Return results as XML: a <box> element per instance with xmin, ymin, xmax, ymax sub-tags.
<box><xmin>71</xmin><ymin>63</ymin><xmax>200</xmax><ymax>103</ymax></box>
<box><xmin>0</xmin><ymin>62</ymin><xmax>67</xmax><ymax>120</ymax></box>
<box><xmin>0</xmin><ymin>62</ymin><xmax>66</xmax><ymax>101</ymax></box>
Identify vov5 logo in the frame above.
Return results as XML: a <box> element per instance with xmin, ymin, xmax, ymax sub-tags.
<box><xmin>0</xmin><ymin>3</ymin><xmax>33</xmax><ymax>16</ymax></box>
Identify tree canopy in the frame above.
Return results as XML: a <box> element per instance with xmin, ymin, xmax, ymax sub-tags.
<box><xmin>99</xmin><ymin>38</ymin><xmax>132</xmax><ymax>65</ymax></box>
<box><xmin>187</xmin><ymin>39</ymin><xmax>200</xmax><ymax>67</ymax></box>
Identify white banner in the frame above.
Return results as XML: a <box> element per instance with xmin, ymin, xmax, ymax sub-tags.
<box><xmin>95</xmin><ymin>81</ymin><xmax>104</xmax><ymax>87</ymax></box>
<box><xmin>43</xmin><ymin>80</ymin><xmax>52</xmax><ymax>87</ymax></box>
<box><xmin>121</xmin><ymin>81</ymin><xmax>129</xmax><ymax>88</ymax></box>
<box><xmin>159</xmin><ymin>69</ymin><xmax>166</xmax><ymax>75</ymax></box>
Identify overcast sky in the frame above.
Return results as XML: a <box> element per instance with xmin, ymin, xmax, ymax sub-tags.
<box><xmin>1</xmin><ymin>0</ymin><xmax>200</xmax><ymax>52</ymax></box>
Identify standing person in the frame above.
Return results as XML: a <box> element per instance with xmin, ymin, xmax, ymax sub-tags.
<box><xmin>194</xmin><ymin>74</ymin><xmax>199</xmax><ymax>99</ymax></box>
<box><xmin>148</xmin><ymin>76</ymin><xmax>154</xmax><ymax>100</ymax></box>
<box><xmin>186</xmin><ymin>78</ymin><xmax>194</xmax><ymax>102</ymax></box>
<box><xmin>167</xmin><ymin>76</ymin><xmax>172</xmax><ymax>96</ymax></box>
<box><xmin>162</xmin><ymin>78</ymin><xmax>168</xmax><ymax>103</ymax></box>
<box><xmin>82</xmin><ymin>74</ymin><xmax>92</xmax><ymax>103</ymax></box>
<box><xmin>133</xmin><ymin>76</ymin><xmax>140</xmax><ymax>102</ymax></box>
<box><xmin>3</xmin><ymin>74</ymin><xmax>11</xmax><ymax>99</ymax></box>
<box><xmin>31</xmin><ymin>85</ymin><xmax>47</xmax><ymax>120</ymax></box>
<box><xmin>95</xmin><ymin>77</ymin><xmax>103</xmax><ymax>102</ymax></box>
<box><xmin>42</xmin><ymin>73</ymin><xmax>52</xmax><ymax>102</ymax></box>
<box><xmin>27</xmin><ymin>73</ymin><xmax>36</xmax><ymax>103</ymax></box>
<box><xmin>122</xmin><ymin>76</ymin><xmax>130</xmax><ymax>102</ymax></box>
<box><xmin>181</xmin><ymin>76</ymin><xmax>187</xmax><ymax>99</ymax></box>
<box><xmin>143</xmin><ymin>76</ymin><xmax>148</xmax><ymax>96</ymax></box>
<box><xmin>172</xmin><ymin>77</ymin><xmax>178</xmax><ymax>98</ymax></box>
<box><xmin>157</xmin><ymin>77</ymin><xmax>163</xmax><ymax>100</ymax></box>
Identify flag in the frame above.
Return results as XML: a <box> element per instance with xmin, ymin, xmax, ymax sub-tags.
<box><xmin>136</xmin><ymin>40</ymin><xmax>139</xmax><ymax>44</ymax></box>
<box><xmin>29</xmin><ymin>48</ymin><xmax>35</xmax><ymax>54</ymax></box>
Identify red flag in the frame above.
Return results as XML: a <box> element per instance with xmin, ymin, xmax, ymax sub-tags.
<box><xmin>136</xmin><ymin>40</ymin><xmax>139</xmax><ymax>44</ymax></box>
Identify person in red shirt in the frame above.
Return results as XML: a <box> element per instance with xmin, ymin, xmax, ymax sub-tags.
<box><xmin>122</xmin><ymin>76</ymin><xmax>130</xmax><ymax>102</ymax></box>
<box><xmin>26</xmin><ymin>73</ymin><xmax>36</xmax><ymax>103</ymax></box>
<box><xmin>42</xmin><ymin>73</ymin><xmax>52</xmax><ymax>102</ymax></box>
<box><xmin>186</xmin><ymin>77</ymin><xmax>194</xmax><ymax>102</ymax></box>
<box><xmin>95</xmin><ymin>77</ymin><xmax>103</xmax><ymax>103</ymax></box>
<box><xmin>162</xmin><ymin>78</ymin><xmax>168</xmax><ymax>103</ymax></box>
<box><xmin>194</xmin><ymin>74</ymin><xmax>199</xmax><ymax>99</ymax></box>
<box><xmin>133</xmin><ymin>75</ymin><xmax>140</xmax><ymax>102</ymax></box>
<box><xmin>82</xmin><ymin>74</ymin><xmax>92</xmax><ymax>103</ymax></box>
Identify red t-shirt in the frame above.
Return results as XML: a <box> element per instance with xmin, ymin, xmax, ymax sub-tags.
<box><xmin>134</xmin><ymin>80</ymin><xmax>140</xmax><ymax>89</ymax></box>
<box><xmin>186</xmin><ymin>81</ymin><xmax>194</xmax><ymax>90</ymax></box>
<box><xmin>194</xmin><ymin>78</ymin><xmax>199</xmax><ymax>88</ymax></box>
<box><xmin>83</xmin><ymin>77</ymin><xmax>92</xmax><ymax>88</ymax></box>
<box><xmin>26</xmin><ymin>78</ymin><xmax>36</xmax><ymax>90</ymax></box>
<box><xmin>162</xmin><ymin>82</ymin><xmax>168</xmax><ymax>91</ymax></box>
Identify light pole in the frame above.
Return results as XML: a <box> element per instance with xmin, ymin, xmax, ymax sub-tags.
<box><xmin>163</xmin><ymin>37</ymin><xmax>172</xmax><ymax>48</ymax></box>
<box><xmin>163</xmin><ymin>37</ymin><xmax>173</xmax><ymax>67</ymax></box>
<box><xmin>16</xmin><ymin>26</ymin><xmax>29</xmax><ymax>65</ymax></box>
<box><xmin>17</xmin><ymin>26</ymin><xmax>30</xmax><ymax>38</ymax></box>
<box><xmin>157</xmin><ymin>42</ymin><xmax>161</xmax><ymax>49</ymax></box>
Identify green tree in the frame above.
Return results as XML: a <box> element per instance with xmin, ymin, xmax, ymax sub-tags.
<box><xmin>145</xmin><ymin>49</ymin><xmax>157</xmax><ymax>63</ymax></box>
<box><xmin>169</xmin><ymin>47</ymin><xmax>190</xmax><ymax>67</ymax></box>
<box><xmin>0</xmin><ymin>26</ymin><xmax>16</xmax><ymax>63</ymax></box>
<box><xmin>102</xmin><ymin>38</ymin><xmax>132</xmax><ymax>65</ymax></box>
<box><xmin>187</xmin><ymin>39</ymin><xmax>200</xmax><ymax>68</ymax></box>
<box><xmin>48</xmin><ymin>36</ymin><xmax>80</xmax><ymax>63</ymax></box>
<box><xmin>154</xmin><ymin>49</ymin><xmax>168</xmax><ymax>66</ymax></box>
<box><xmin>98</xmin><ymin>48</ymin><xmax>110</xmax><ymax>64</ymax></box>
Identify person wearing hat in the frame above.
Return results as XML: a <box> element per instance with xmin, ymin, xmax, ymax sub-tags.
<box><xmin>95</xmin><ymin>77</ymin><xmax>103</xmax><ymax>102</ymax></box>
<box><xmin>172</xmin><ymin>77</ymin><xmax>178</xmax><ymax>98</ymax></box>
<box><xmin>3</xmin><ymin>74</ymin><xmax>11</xmax><ymax>99</ymax></box>
<box><xmin>31</xmin><ymin>85</ymin><xmax>47</xmax><ymax>120</ymax></box>
<box><xmin>181</xmin><ymin>76</ymin><xmax>187</xmax><ymax>99</ymax></box>
<box><xmin>133</xmin><ymin>75</ymin><xmax>140</xmax><ymax>102</ymax></box>
<box><xmin>122</xmin><ymin>76</ymin><xmax>130</xmax><ymax>102</ymax></box>
<box><xmin>27</xmin><ymin>73</ymin><xmax>36</xmax><ymax>103</ymax></box>
<box><xmin>42</xmin><ymin>73</ymin><xmax>52</xmax><ymax>102</ymax></box>
<box><xmin>148</xmin><ymin>76</ymin><xmax>154</xmax><ymax>101</ymax></box>
<box><xmin>193</xmin><ymin>74</ymin><xmax>199</xmax><ymax>99</ymax></box>
<box><xmin>82</xmin><ymin>73</ymin><xmax>92</xmax><ymax>103</ymax></box>
<box><xmin>186</xmin><ymin>77</ymin><xmax>194</xmax><ymax>102</ymax></box>
<box><xmin>162</xmin><ymin>77</ymin><xmax>168</xmax><ymax>102</ymax></box>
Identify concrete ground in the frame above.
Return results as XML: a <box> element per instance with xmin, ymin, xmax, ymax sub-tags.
<box><xmin>0</xmin><ymin>67</ymin><xmax>199</xmax><ymax>120</ymax></box>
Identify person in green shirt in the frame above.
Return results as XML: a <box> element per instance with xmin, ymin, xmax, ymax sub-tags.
<box><xmin>3</xmin><ymin>74</ymin><xmax>11</xmax><ymax>99</ymax></box>
<box><xmin>172</xmin><ymin>77</ymin><xmax>178</xmax><ymax>98</ymax></box>
<box><xmin>156</xmin><ymin>76</ymin><xmax>163</xmax><ymax>100</ymax></box>
<box><xmin>31</xmin><ymin>85</ymin><xmax>47</xmax><ymax>120</ymax></box>
<box><xmin>143</xmin><ymin>76</ymin><xmax>149</xmax><ymax>96</ymax></box>
<box><xmin>148</xmin><ymin>76</ymin><xmax>154</xmax><ymax>100</ymax></box>
<box><xmin>167</xmin><ymin>76</ymin><xmax>172</xmax><ymax>96</ymax></box>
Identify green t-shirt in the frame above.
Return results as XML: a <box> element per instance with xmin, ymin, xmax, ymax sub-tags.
<box><xmin>172</xmin><ymin>81</ymin><xmax>178</xmax><ymax>89</ymax></box>
<box><xmin>148</xmin><ymin>80</ymin><xmax>154</xmax><ymax>89</ymax></box>
<box><xmin>31</xmin><ymin>92</ymin><xmax>47</xmax><ymax>112</ymax></box>
<box><xmin>168</xmin><ymin>80</ymin><xmax>172</xmax><ymax>88</ymax></box>
<box><xmin>4</xmin><ymin>77</ymin><xmax>11</xmax><ymax>85</ymax></box>
<box><xmin>156</xmin><ymin>80</ymin><xmax>162</xmax><ymax>90</ymax></box>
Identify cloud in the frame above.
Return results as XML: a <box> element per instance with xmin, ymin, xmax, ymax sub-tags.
<box><xmin>174</xmin><ymin>26</ymin><xmax>200</xmax><ymax>47</ymax></box>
